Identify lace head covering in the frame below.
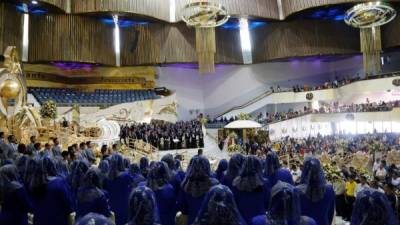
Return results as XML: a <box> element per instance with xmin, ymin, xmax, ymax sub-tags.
<box><xmin>193</xmin><ymin>184</ymin><xmax>243</xmax><ymax>225</ymax></box>
<box><xmin>77</xmin><ymin>168</ymin><xmax>104</xmax><ymax>203</ymax></box>
<box><xmin>264</xmin><ymin>152</ymin><xmax>281</xmax><ymax>177</ymax></box>
<box><xmin>351</xmin><ymin>188</ymin><xmax>398</xmax><ymax>225</ymax></box>
<box><xmin>298</xmin><ymin>157</ymin><xmax>327</xmax><ymax>202</ymax></box>
<box><xmin>233</xmin><ymin>155</ymin><xmax>265</xmax><ymax>192</ymax></box>
<box><xmin>225</xmin><ymin>154</ymin><xmax>245</xmax><ymax>181</ymax></box>
<box><xmin>108</xmin><ymin>154</ymin><xmax>125</xmax><ymax>180</ymax></box>
<box><xmin>182</xmin><ymin>155</ymin><xmax>218</xmax><ymax>197</ymax></box>
<box><xmin>161</xmin><ymin>154</ymin><xmax>175</xmax><ymax>171</ymax></box>
<box><xmin>128</xmin><ymin>186</ymin><xmax>160</xmax><ymax>225</ymax></box>
<box><xmin>266</xmin><ymin>181</ymin><xmax>301</xmax><ymax>225</ymax></box>
<box><xmin>147</xmin><ymin>161</ymin><xmax>171</xmax><ymax>191</ymax></box>
<box><xmin>215</xmin><ymin>159</ymin><xmax>228</xmax><ymax>180</ymax></box>
<box><xmin>75</xmin><ymin>213</ymin><xmax>115</xmax><ymax>225</ymax></box>
<box><xmin>0</xmin><ymin>164</ymin><xmax>22</xmax><ymax>203</ymax></box>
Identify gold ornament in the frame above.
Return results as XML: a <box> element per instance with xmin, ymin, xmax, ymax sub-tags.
<box><xmin>0</xmin><ymin>79</ymin><xmax>21</xmax><ymax>99</ymax></box>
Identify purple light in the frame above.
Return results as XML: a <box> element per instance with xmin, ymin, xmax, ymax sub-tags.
<box><xmin>51</xmin><ymin>62</ymin><xmax>98</xmax><ymax>71</ymax></box>
<box><xmin>163</xmin><ymin>63</ymin><xmax>232</xmax><ymax>69</ymax></box>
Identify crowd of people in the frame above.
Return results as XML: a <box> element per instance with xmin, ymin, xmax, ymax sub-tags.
<box><xmin>120</xmin><ymin>120</ymin><xmax>204</xmax><ymax>150</ymax></box>
<box><xmin>1</xmin><ymin>128</ymin><xmax>400</xmax><ymax>225</ymax></box>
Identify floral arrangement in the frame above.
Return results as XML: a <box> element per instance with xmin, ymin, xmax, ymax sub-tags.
<box><xmin>237</xmin><ymin>112</ymin><xmax>251</xmax><ymax>120</ymax></box>
<box><xmin>227</xmin><ymin>144</ymin><xmax>241</xmax><ymax>153</ymax></box>
<box><xmin>40</xmin><ymin>100</ymin><xmax>57</xmax><ymax>119</ymax></box>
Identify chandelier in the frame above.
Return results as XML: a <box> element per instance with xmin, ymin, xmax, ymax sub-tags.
<box><xmin>345</xmin><ymin>1</ymin><xmax>397</xmax><ymax>28</ymax></box>
<box><xmin>181</xmin><ymin>1</ymin><xmax>230</xmax><ymax>74</ymax></box>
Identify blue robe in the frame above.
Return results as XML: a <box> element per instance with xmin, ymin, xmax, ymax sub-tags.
<box><xmin>104</xmin><ymin>172</ymin><xmax>133</xmax><ymax>225</ymax></box>
<box><xmin>0</xmin><ymin>187</ymin><xmax>32</xmax><ymax>225</ymax></box>
<box><xmin>265</xmin><ymin>168</ymin><xmax>294</xmax><ymax>187</ymax></box>
<box><xmin>31</xmin><ymin>177</ymin><xmax>74</xmax><ymax>225</ymax></box>
<box><xmin>76</xmin><ymin>188</ymin><xmax>111</xmax><ymax>219</ymax></box>
<box><xmin>177</xmin><ymin>191</ymin><xmax>207</xmax><ymax>225</ymax></box>
<box><xmin>298</xmin><ymin>184</ymin><xmax>335</xmax><ymax>225</ymax></box>
<box><xmin>232</xmin><ymin>181</ymin><xmax>271</xmax><ymax>224</ymax></box>
<box><xmin>153</xmin><ymin>183</ymin><xmax>177</xmax><ymax>225</ymax></box>
<box><xmin>251</xmin><ymin>215</ymin><xmax>317</xmax><ymax>225</ymax></box>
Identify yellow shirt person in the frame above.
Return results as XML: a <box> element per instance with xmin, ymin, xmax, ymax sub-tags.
<box><xmin>345</xmin><ymin>179</ymin><xmax>357</xmax><ymax>197</ymax></box>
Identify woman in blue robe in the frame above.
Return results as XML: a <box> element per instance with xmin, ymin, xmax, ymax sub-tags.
<box><xmin>264</xmin><ymin>152</ymin><xmax>293</xmax><ymax>186</ymax></box>
<box><xmin>68</xmin><ymin>160</ymin><xmax>90</xmax><ymax>194</ymax></box>
<box><xmin>215</xmin><ymin>159</ymin><xmax>228</xmax><ymax>182</ymax></box>
<box><xmin>351</xmin><ymin>188</ymin><xmax>398</xmax><ymax>225</ymax></box>
<box><xmin>129</xmin><ymin>163</ymin><xmax>146</xmax><ymax>188</ymax></box>
<box><xmin>75</xmin><ymin>213</ymin><xmax>115</xmax><ymax>225</ymax></box>
<box><xmin>16</xmin><ymin>155</ymin><xmax>29</xmax><ymax>179</ymax></box>
<box><xmin>103</xmin><ymin>154</ymin><xmax>134</xmax><ymax>225</ymax></box>
<box><xmin>193</xmin><ymin>184</ymin><xmax>246</xmax><ymax>225</ymax></box>
<box><xmin>29</xmin><ymin>158</ymin><xmax>74</xmax><ymax>225</ymax></box>
<box><xmin>221</xmin><ymin>154</ymin><xmax>245</xmax><ymax>190</ymax></box>
<box><xmin>99</xmin><ymin>159</ymin><xmax>110</xmax><ymax>186</ymax></box>
<box><xmin>251</xmin><ymin>181</ymin><xmax>316</xmax><ymax>225</ymax></box>
<box><xmin>178</xmin><ymin>155</ymin><xmax>219</xmax><ymax>225</ymax></box>
<box><xmin>140</xmin><ymin>157</ymin><xmax>150</xmax><ymax>178</ymax></box>
<box><xmin>76</xmin><ymin>167</ymin><xmax>112</xmax><ymax>219</ymax></box>
<box><xmin>232</xmin><ymin>155</ymin><xmax>271</xmax><ymax>224</ymax></box>
<box><xmin>0</xmin><ymin>164</ymin><xmax>32</xmax><ymax>225</ymax></box>
<box><xmin>126</xmin><ymin>186</ymin><xmax>160</xmax><ymax>225</ymax></box>
<box><xmin>297</xmin><ymin>157</ymin><xmax>335</xmax><ymax>225</ymax></box>
<box><xmin>147</xmin><ymin>161</ymin><xmax>177</xmax><ymax>225</ymax></box>
<box><xmin>161</xmin><ymin>154</ymin><xmax>182</xmax><ymax>193</ymax></box>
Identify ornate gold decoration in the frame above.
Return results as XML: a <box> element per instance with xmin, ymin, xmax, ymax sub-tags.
<box><xmin>181</xmin><ymin>1</ymin><xmax>229</xmax><ymax>74</ymax></box>
<box><xmin>345</xmin><ymin>2</ymin><xmax>397</xmax><ymax>28</ymax></box>
<box><xmin>0</xmin><ymin>79</ymin><xmax>21</xmax><ymax>99</ymax></box>
<box><xmin>158</xmin><ymin>101</ymin><xmax>178</xmax><ymax>116</ymax></box>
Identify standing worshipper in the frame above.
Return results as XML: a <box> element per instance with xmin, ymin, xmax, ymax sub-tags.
<box><xmin>351</xmin><ymin>188</ymin><xmax>398</xmax><ymax>225</ymax></box>
<box><xmin>161</xmin><ymin>153</ymin><xmax>182</xmax><ymax>193</ymax></box>
<box><xmin>264</xmin><ymin>152</ymin><xmax>294</xmax><ymax>186</ymax></box>
<box><xmin>221</xmin><ymin>153</ymin><xmax>245</xmax><ymax>190</ymax></box>
<box><xmin>126</xmin><ymin>186</ymin><xmax>160</xmax><ymax>225</ymax></box>
<box><xmin>7</xmin><ymin>135</ymin><xmax>18</xmax><ymax>159</ymax></box>
<box><xmin>29</xmin><ymin>158</ymin><xmax>74</xmax><ymax>225</ymax></box>
<box><xmin>0</xmin><ymin>164</ymin><xmax>32</xmax><ymax>225</ymax></box>
<box><xmin>214</xmin><ymin>159</ymin><xmax>228</xmax><ymax>183</ymax></box>
<box><xmin>297</xmin><ymin>157</ymin><xmax>335</xmax><ymax>225</ymax></box>
<box><xmin>232</xmin><ymin>155</ymin><xmax>272</xmax><ymax>224</ymax></box>
<box><xmin>140</xmin><ymin>157</ymin><xmax>150</xmax><ymax>178</ymax></box>
<box><xmin>178</xmin><ymin>155</ymin><xmax>219</xmax><ymax>225</ymax></box>
<box><xmin>251</xmin><ymin>181</ymin><xmax>317</xmax><ymax>225</ymax></box>
<box><xmin>76</xmin><ymin>168</ymin><xmax>111</xmax><ymax>219</ymax></box>
<box><xmin>333</xmin><ymin>175</ymin><xmax>346</xmax><ymax>218</ymax></box>
<box><xmin>147</xmin><ymin>161</ymin><xmax>177</xmax><ymax>225</ymax></box>
<box><xmin>27</xmin><ymin>136</ymin><xmax>36</xmax><ymax>154</ymax></box>
<box><xmin>52</xmin><ymin>138</ymin><xmax>62</xmax><ymax>157</ymax></box>
<box><xmin>103</xmin><ymin>154</ymin><xmax>134</xmax><ymax>225</ymax></box>
<box><xmin>192</xmin><ymin>184</ymin><xmax>246</xmax><ymax>225</ymax></box>
<box><xmin>344</xmin><ymin>175</ymin><xmax>357</xmax><ymax>221</ymax></box>
<box><xmin>128</xmin><ymin>163</ymin><xmax>146</xmax><ymax>188</ymax></box>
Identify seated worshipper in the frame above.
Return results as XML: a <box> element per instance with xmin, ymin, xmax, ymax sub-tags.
<box><xmin>103</xmin><ymin>154</ymin><xmax>134</xmax><ymax>225</ymax></box>
<box><xmin>264</xmin><ymin>152</ymin><xmax>294</xmax><ymax>186</ymax></box>
<box><xmin>297</xmin><ymin>157</ymin><xmax>335</xmax><ymax>225</ymax></box>
<box><xmin>192</xmin><ymin>184</ymin><xmax>246</xmax><ymax>225</ymax></box>
<box><xmin>126</xmin><ymin>186</ymin><xmax>160</xmax><ymax>225</ymax></box>
<box><xmin>221</xmin><ymin>154</ymin><xmax>245</xmax><ymax>190</ymax></box>
<box><xmin>75</xmin><ymin>213</ymin><xmax>115</xmax><ymax>225</ymax></box>
<box><xmin>351</xmin><ymin>188</ymin><xmax>398</xmax><ymax>225</ymax></box>
<box><xmin>147</xmin><ymin>161</ymin><xmax>177</xmax><ymax>225</ymax></box>
<box><xmin>76</xmin><ymin>168</ymin><xmax>112</xmax><ymax>219</ymax></box>
<box><xmin>29</xmin><ymin>158</ymin><xmax>74</xmax><ymax>225</ymax></box>
<box><xmin>232</xmin><ymin>155</ymin><xmax>272</xmax><ymax>224</ymax></box>
<box><xmin>251</xmin><ymin>181</ymin><xmax>317</xmax><ymax>225</ymax></box>
<box><xmin>214</xmin><ymin>159</ymin><xmax>228</xmax><ymax>183</ymax></box>
<box><xmin>0</xmin><ymin>164</ymin><xmax>32</xmax><ymax>225</ymax></box>
<box><xmin>140</xmin><ymin>157</ymin><xmax>150</xmax><ymax>178</ymax></box>
<box><xmin>178</xmin><ymin>155</ymin><xmax>219</xmax><ymax>225</ymax></box>
<box><xmin>128</xmin><ymin>163</ymin><xmax>146</xmax><ymax>188</ymax></box>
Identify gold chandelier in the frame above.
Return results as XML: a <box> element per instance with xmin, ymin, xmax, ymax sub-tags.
<box><xmin>181</xmin><ymin>1</ymin><xmax>230</xmax><ymax>74</ymax></box>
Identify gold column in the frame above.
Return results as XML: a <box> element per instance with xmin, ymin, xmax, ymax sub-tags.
<box><xmin>360</xmin><ymin>27</ymin><xmax>382</xmax><ymax>76</ymax></box>
<box><xmin>195</xmin><ymin>27</ymin><xmax>216</xmax><ymax>74</ymax></box>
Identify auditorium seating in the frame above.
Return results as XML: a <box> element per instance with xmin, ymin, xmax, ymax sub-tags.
<box><xmin>28</xmin><ymin>87</ymin><xmax>160</xmax><ymax>107</ymax></box>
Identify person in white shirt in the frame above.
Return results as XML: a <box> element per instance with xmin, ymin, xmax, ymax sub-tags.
<box><xmin>290</xmin><ymin>164</ymin><xmax>302</xmax><ymax>184</ymax></box>
<box><xmin>375</xmin><ymin>163</ymin><xmax>387</xmax><ymax>181</ymax></box>
<box><xmin>373</xmin><ymin>158</ymin><xmax>381</xmax><ymax>173</ymax></box>
<box><xmin>355</xmin><ymin>176</ymin><xmax>369</xmax><ymax>197</ymax></box>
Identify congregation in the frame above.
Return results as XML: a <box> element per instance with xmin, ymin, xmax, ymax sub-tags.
<box><xmin>0</xmin><ymin>128</ymin><xmax>399</xmax><ymax>225</ymax></box>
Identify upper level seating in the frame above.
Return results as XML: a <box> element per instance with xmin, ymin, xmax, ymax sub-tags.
<box><xmin>28</xmin><ymin>87</ymin><xmax>160</xmax><ymax>107</ymax></box>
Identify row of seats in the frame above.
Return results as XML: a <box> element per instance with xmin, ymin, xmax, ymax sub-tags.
<box><xmin>28</xmin><ymin>87</ymin><xmax>160</xmax><ymax>107</ymax></box>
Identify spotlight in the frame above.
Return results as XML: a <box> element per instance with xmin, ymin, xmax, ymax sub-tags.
<box><xmin>31</xmin><ymin>1</ymin><xmax>38</xmax><ymax>5</ymax></box>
